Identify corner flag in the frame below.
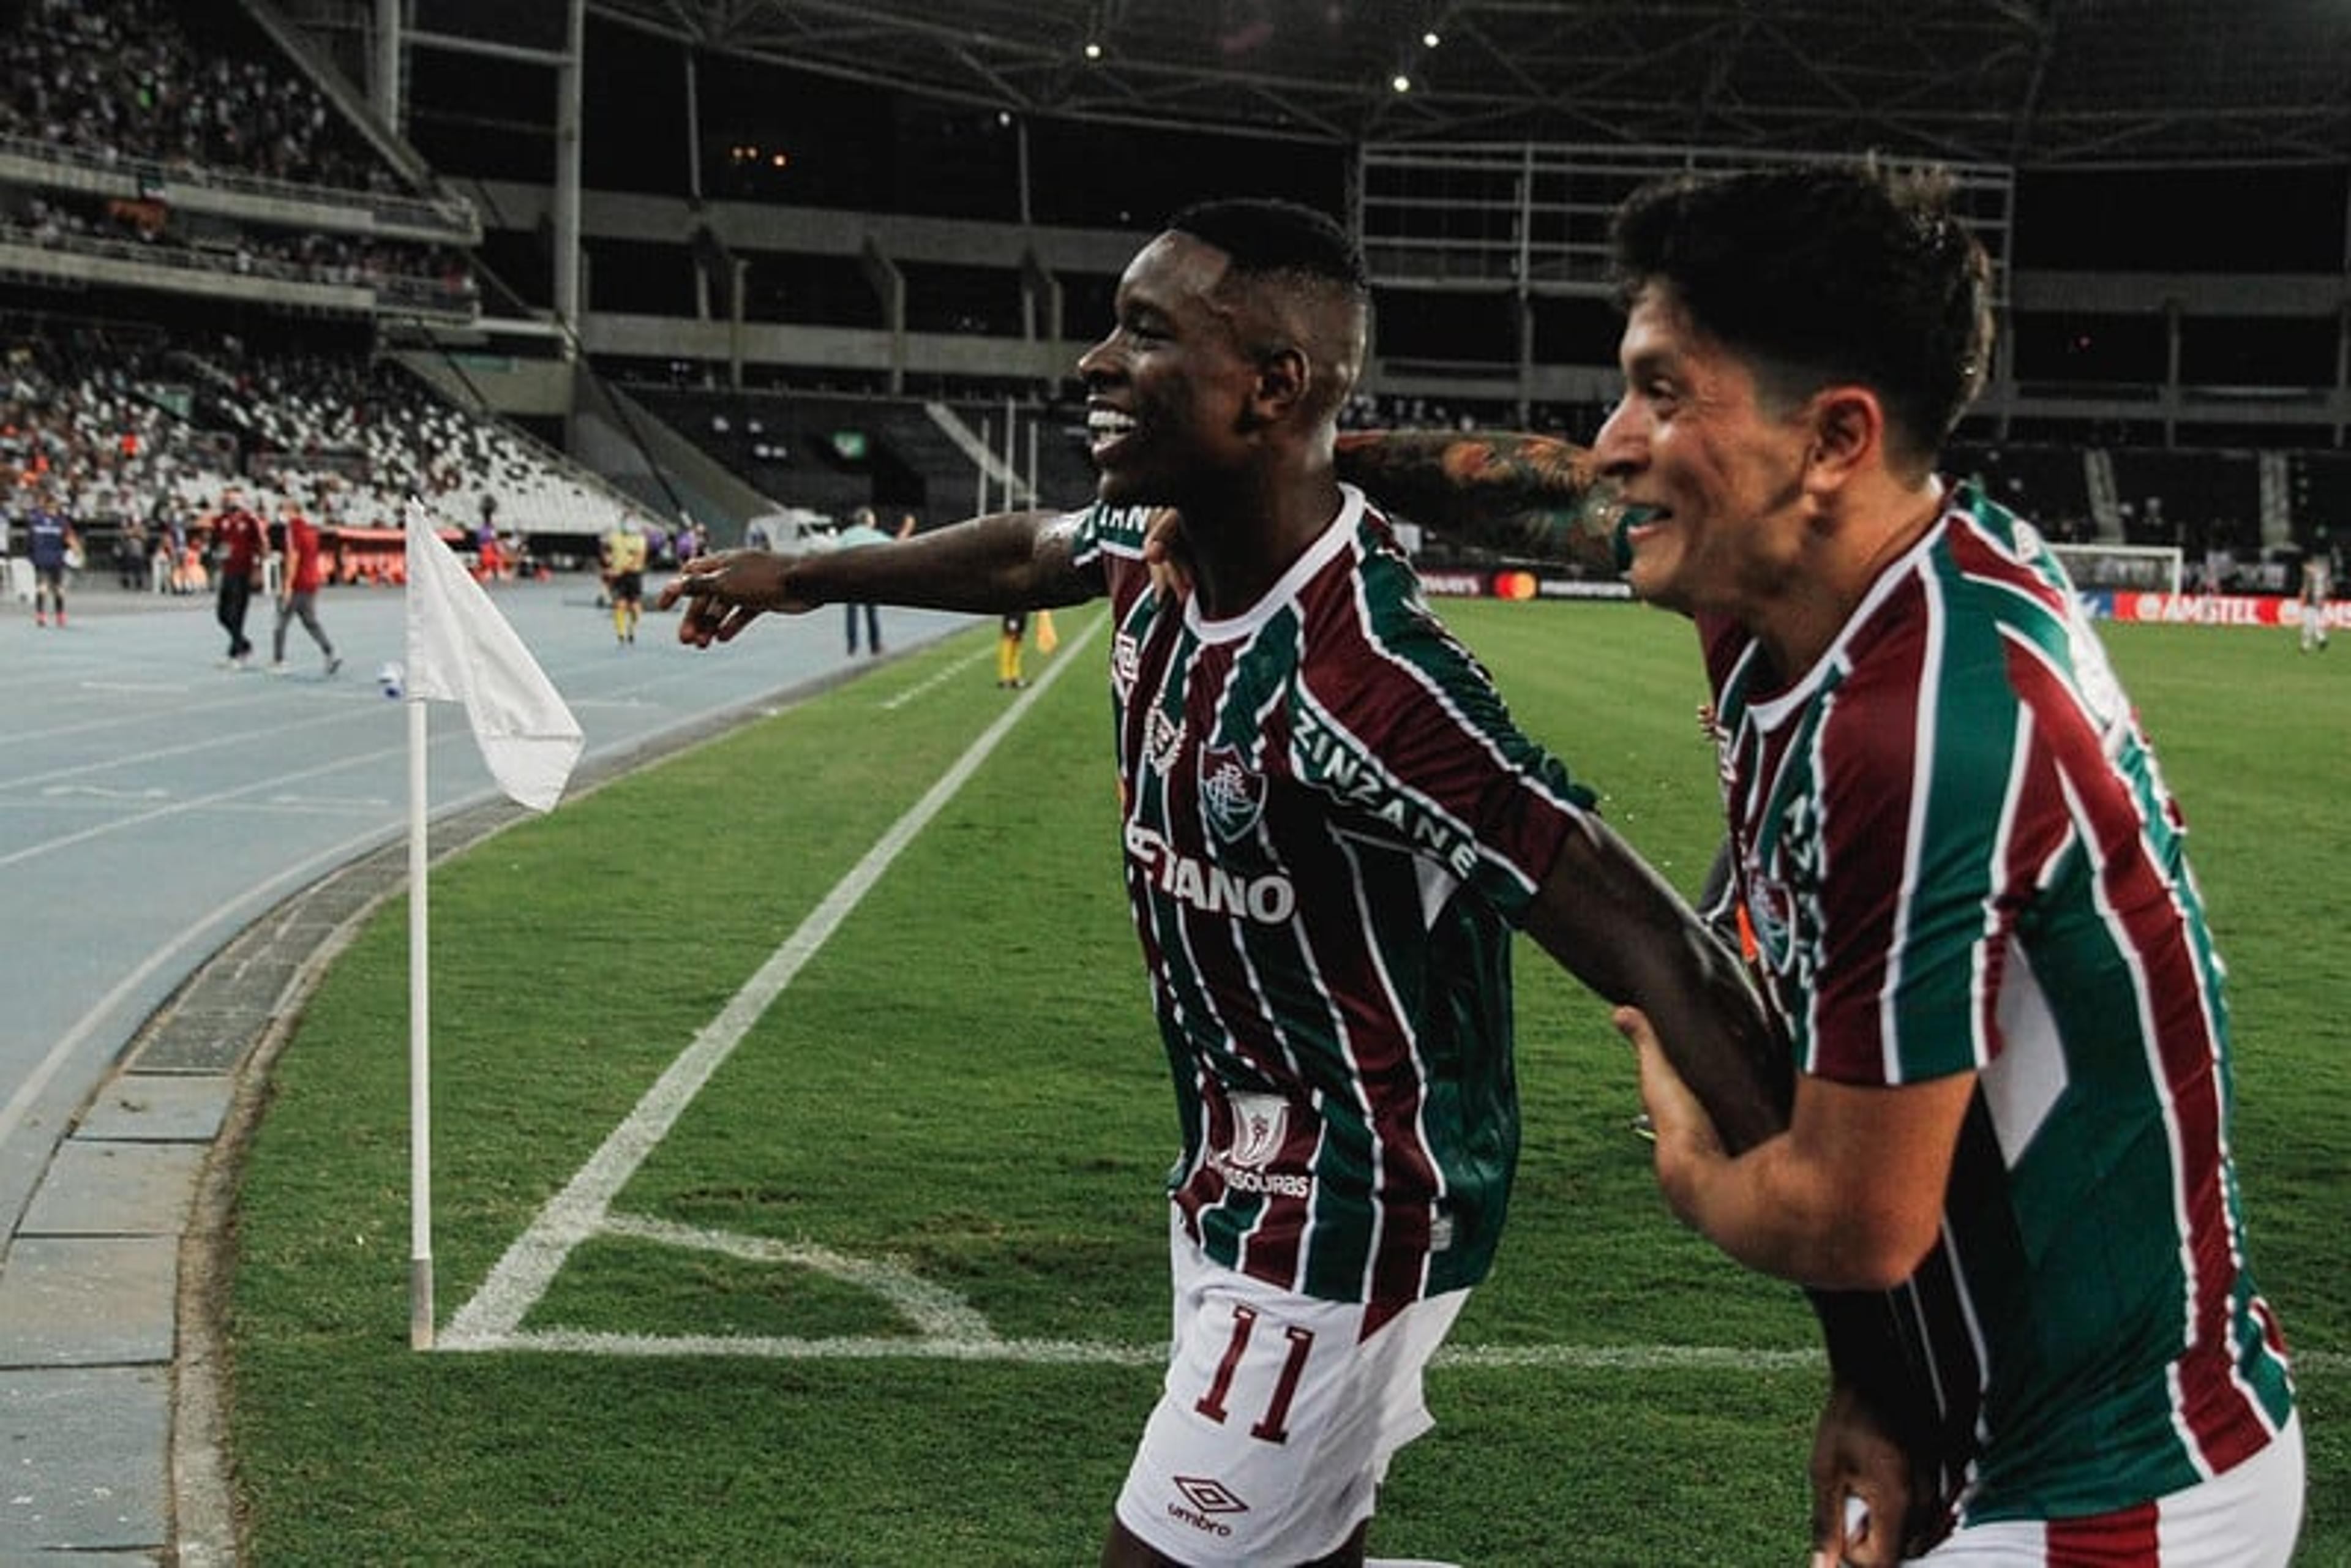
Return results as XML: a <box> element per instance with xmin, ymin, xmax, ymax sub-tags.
<box><xmin>405</xmin><ymin>506</ymin><xmax>582</xmax><ymax>811</ymax></box>
<box><xmin>402</xmin><ymin>503</ymin><xmax>583</xmax><ymax>1349</ymax></box>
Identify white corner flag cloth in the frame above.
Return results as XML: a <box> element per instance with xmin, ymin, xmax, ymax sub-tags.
<box><xmin>405</xmin><ymin>505</ymin><xmax>583</xmax><ymax>812</ymax></box>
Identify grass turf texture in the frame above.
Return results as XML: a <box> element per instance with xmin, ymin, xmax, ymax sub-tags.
<box><xmin>224</xmin><ymin>602</ymin><xmax>2347</xmax><ymax>1565</ymax></box>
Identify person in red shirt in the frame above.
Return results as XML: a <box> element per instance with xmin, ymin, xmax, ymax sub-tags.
<box><xmin>270</xmin><ymin>495</ymin><xmax>340</xmax><ymax>675</ymax></box>
<box><xmin>210</xmin><ymin>487</ymin><xmax>268</xmax><ymax>668</ymax></box>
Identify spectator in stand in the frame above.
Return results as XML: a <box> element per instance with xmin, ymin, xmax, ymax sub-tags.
<box><xmin>208</xmin><ymin>486</ymin><xmax>267</xmax><ymax>667</ymax></box>
<box><xmin>269</xmin><ymin>495</ymin><xmax>339</xmax><ymax>675</ymax></box>
<box><xmin>2</xmin><ymin>323</ymin><xmax>645</xmax><ymax>560</ymax></box>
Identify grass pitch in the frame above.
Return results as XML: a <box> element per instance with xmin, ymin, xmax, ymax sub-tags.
<box><xmin>223</xmin><ymin>602</ymin><xmax>2347</xmax><ymax>1565</ymax></box>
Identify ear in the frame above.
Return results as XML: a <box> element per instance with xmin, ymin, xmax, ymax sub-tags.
<box><xmin>1243</xmin><ymin>344</ymin><xmax>1311</xmax><ymax>430</ymax></box>
<box><xmin>1804</xmin><ymin>386</ymin><xmax>1883</xmax><ymax>489</ymax></box>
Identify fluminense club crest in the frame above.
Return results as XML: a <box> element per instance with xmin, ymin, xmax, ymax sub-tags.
<box><xmin>1744</xmin><ymin>867</ymin><xmax>1796</xmax><ymax>973</ymax></box>
<box><xmin>1198</xmin><ymin>747</ymin><xmax>1265</xmax><ymax>842</ymax></box>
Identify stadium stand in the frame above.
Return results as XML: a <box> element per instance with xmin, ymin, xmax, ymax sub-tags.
<box><xmin>0</xmin><ymin>0</ymin><xmax>397</xmax><ymax>191</ymax></box>
<box><xmin>0</xmin><ymin>0</ymin><xmax>666</xmax><ymax>573</ymax></box>
<box><xmin>2</xmin><ymin>309</ymin><xmax>653</xmax><ymax>572</ymax></box>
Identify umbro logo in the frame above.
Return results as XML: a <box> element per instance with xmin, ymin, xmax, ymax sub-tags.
<box><xmin>1172</xmin><ymin>1475</ymin><xmax>1248</xmax><ymax>1514</ymax></box>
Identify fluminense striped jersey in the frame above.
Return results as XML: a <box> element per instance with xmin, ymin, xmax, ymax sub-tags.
<box><xmin>1066</xmin><ymin>486</ymin><xmax>1597</xmax><ymax>1308</ymax></box>
<box><xmin>1704</xmin><ymin>480</ymin><xmax>2295</xmax><ymax>1527</ymax></box>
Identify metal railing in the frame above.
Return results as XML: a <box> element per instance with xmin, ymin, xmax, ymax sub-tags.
<box><xmin>0</xmin><ymin>133</ymin><xmax>478</xmax><ymax>243</ymax></box>
<box><xmin>0</xmin><ymin>224</ymin><xmax>478</xmax><ymax>321</ymax></box>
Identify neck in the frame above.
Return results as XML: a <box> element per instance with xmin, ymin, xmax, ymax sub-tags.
<box><xmin>1759</xmin><ymin>475</ymin><xmax>1944</xmax><ymax>676</ymax></box>
<box><xmin>1186</xmin><ymin>467</ymin><xmax>1344</xmax><ymax>620</ymax></box>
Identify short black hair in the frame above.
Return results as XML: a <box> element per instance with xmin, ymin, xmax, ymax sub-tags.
<box><xmin>1166</xmin><ymin>198</ymin><xmax>1369</xmax><ymax>297</ymax></box>
<box><xmin>1163</xmin><ymin>198</ymin><xmax>1371</xmax><ymax>418</ymax></box>
<box><xmin>1610</xmin><ymin>163</ymin><xmax>1993</xmax><ymax>469</ymax></box>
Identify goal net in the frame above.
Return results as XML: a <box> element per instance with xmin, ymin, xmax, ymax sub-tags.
<box><xmin>2049</xmin><ymin>542</ymin><xmax>2184</xmax><ymax>596</ymax></box>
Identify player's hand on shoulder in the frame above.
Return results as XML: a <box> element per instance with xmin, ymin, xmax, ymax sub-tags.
<box><xmin>1141</xmin><ymin>508</ymin><xmax>1193</xmax><ymax>605</ymax></box>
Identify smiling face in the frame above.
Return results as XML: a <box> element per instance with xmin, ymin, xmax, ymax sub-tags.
<box><xmin>1592</xmin><ymin>282</ymin><xmax>1821</xmax><ymax>622</ymax></box>
<box><xmin>1074</xmin><ymin>230</ymin><xmax>1264</xmax><ymax>509</ymax></box>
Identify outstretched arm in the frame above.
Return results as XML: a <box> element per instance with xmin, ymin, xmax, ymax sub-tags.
<box><xmin>1334</xmin><ymin>429</ymin><xmax>1625</xmax><ymax>572</ymax></box>
<box><xmin>659</xmin><ymin>509</ymin><xmax>1098</xmax><ymax>646</ymax></box>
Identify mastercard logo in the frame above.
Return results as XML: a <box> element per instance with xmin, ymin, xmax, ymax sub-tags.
<box><xmin>1494</xmin><ymin>571</ymin><xmax>1538</xmax><ymax>601</ymax></box>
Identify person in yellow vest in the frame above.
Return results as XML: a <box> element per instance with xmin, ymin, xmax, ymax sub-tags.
<box><xmin>601</xmin><ymin>519</ymin><xmax>648</xmax><ymax>644</ymax></box>
<box><xmin>995</xmin><ymin>610</ymin><xmax>1027</xmax><ymax>688</ymax></box>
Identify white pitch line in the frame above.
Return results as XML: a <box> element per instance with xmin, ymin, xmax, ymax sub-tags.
<box><xmin>444</xmin><ymin>1328</ymin><xmax>1166</xmax><ymax>1364</ymax></box>
<box><xmin>599</xmin><ymin>1211</ymin><xmax>999</xmax><ymax>1341</ymax></box>
<box><xmin>443</xmin><ymin>1331</ymin><xmax>1827</xmax><ymax>1371</ymax></box>
<box><xmin>415</xmin><ymin>1324</ymin><xmax>2351</xmax><ymax>1378</ymax></box>
<box><xmin>879</xmin><ymin>645</ymin><xmax>999</xmax><ymax>711</ymax></box>
<box><xmin>442</xmin><ymin>615</ymin><xmax>1103</xmax><ymax>1349</ymax></box>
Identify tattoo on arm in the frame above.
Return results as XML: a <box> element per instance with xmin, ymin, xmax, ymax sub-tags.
<box><xmin>1335</xmin><ymin>430</ymin><xmax>1620</xmax><ymax>571</ymax></box>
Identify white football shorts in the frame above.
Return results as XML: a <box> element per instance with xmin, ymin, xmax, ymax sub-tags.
<box><xmin>1915</xmin><ymin>1412</ymin><xmax>2303</xmax><ymax>1566</ymax></box>
<box><xmin>1112</xmin><ymin>1208</ymin><xmax>1468</xmax><ymax>1565</ymax></box>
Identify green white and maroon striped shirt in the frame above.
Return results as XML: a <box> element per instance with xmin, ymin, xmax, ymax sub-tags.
<box><xmin>1069</xmin><ymin>486</ymin><xmax>1596</xmax><ymax>1307</ymax></box>
<box><xmin>1706</xmin><ymin>481</ymin><xmax>2296</xmax><ymax>1526</ymax></box>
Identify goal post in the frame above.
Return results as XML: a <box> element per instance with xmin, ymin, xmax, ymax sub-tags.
<box><xmin>2049</xmin><ymin>542</ymin><xmax>2184</xmax><ymax>596</ymax></box>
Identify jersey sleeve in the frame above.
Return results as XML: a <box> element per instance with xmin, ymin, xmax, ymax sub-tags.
<box><xmin>1061</xmin><ymin>501</ymin><xmax>1162</xmax><ymax>609</ymax></box>
<box><xmin>1289</xmin><ymin>553</ymin><xmax>1596</xmax><ymax>924</ymax></box>
<box><xmin>1063</xmin><ymin>503</ymin><xmax>1161</xmax><ymax>569</ymax></box>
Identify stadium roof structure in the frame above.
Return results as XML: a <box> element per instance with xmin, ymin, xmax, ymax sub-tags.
<box><xmin>586</xmin><ymin>0</ymin><xmax>2351</xmax><ymax>168</ymax></box>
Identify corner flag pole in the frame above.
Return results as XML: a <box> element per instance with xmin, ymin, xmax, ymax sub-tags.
<box><xmin>400</xmin><ymin>504</ymin><xmax>583</xmax><ymax>1350</ymax></box>
<box><xmin>408</xmin><ymin>693</ymin><xmax>435</xmax><ymax>1350</ymax></box>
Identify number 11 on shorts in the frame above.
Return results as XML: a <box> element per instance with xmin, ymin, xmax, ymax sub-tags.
<box><xmin>1194</xmin><ymin>1304</ymin><xmax>1316</xmax><ymax>1443</ymax></box>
